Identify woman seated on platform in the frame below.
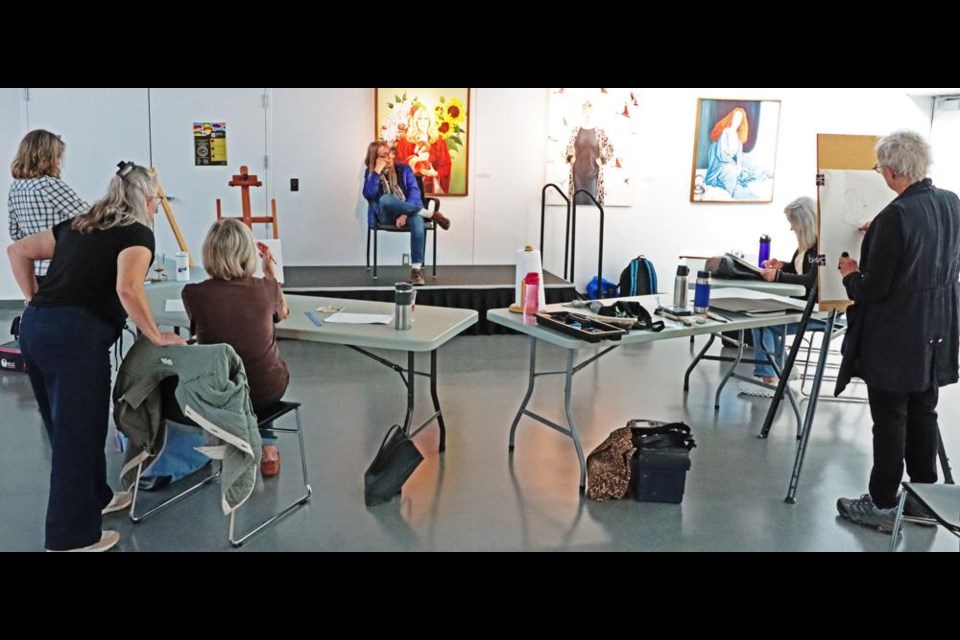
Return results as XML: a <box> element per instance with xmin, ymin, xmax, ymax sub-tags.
<box><xmin>750</xmin><ymin>196</ymin><xmax>819</xmax><ymax>385</ymax></box>
<box><xmin>362</xmin><ymin>140</ymin><xmax>451</xmax><ymax>286</ymax></box>
<box><xmin>181</xmin><ymin>219</ymin><xmax>290</xmax><ymax>477</ymax></box>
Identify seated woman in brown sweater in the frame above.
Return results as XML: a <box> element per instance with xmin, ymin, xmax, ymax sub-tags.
<box><xmin>182</xmin><ymin>219</ymin><xmax>290</xmax><ymax>477</ymax></box>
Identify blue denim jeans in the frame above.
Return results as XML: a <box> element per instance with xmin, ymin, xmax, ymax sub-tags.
<box><xmin>19</xmin><ymin>306</ymin><xmax>119</xmax><ymax>551</ymax></box>
<box><xmin>751</xmin><ymin>325</ymin><xmax>791</xmax><ymax>378</ymax></box>
<box><xmin>378</xmin><ymin>194</ymin><xmax>426</xmax><ymax>265</ymax></box>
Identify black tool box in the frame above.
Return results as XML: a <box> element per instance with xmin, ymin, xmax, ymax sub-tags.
<box><xmin>535</xmin><ymin>312</ymin><xmax>625</xmax><ymax>343</ymax></box>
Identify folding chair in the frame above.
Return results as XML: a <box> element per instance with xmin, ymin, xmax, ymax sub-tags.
<box><xmin>890</xmin><ymin>482</ymin><xmax>960</xmax><ymax>552</ymax></box>
<box><xmin>366</xmin><ymin>176</ymin><xmax>439</xmax><ymax>280</ymax></box>
<box><xmin>129</xmin><ymin>377</ymin><xmax>312</xmax><ymax>548</ymax></box>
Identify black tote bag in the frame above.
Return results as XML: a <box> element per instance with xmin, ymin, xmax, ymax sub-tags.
<box><xmin>364</xmin><ymin>425</ymin><xmax>424</xmax><ymax>507</ymax></box>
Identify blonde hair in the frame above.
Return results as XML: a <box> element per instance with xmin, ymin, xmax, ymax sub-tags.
<box><xmin>407</xmin><ymin>103</ymin><xmax>439</xmax><ymax>142</ymax></box>
<box><xmin>73</xmin><ymin>163</ymin><xmax>156</xmax><ymax>233</ymax></box>
<box><xmin>784</xmin><ymin>196</ymin><xmax>818</xmax><ymax>253</ymax></box>
<box><xmin>202</xmin><ymin>218</ymin><xmax>257</xmax><ymax>281</ymax></box>
<box><xmin>11</xmin><ymin>129</ymin><xmax>65</xmax><ymax>180</ymax></box>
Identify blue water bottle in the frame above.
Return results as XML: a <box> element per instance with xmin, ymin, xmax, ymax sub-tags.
<box><xmin>758</xmin><ymin>235</ymin><xmax>771</xmax><ymax>268</ymax></box>
<box><xmin>694</xmin><ymin>271</ymin><xmax>712</xmax><ymax>314</ymax></box>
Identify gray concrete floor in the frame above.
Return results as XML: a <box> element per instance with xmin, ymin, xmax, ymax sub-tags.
<box><xmin>1</xmin><ymin>308</ymin><xmax>957</xmax><ymax>552</ymax></box>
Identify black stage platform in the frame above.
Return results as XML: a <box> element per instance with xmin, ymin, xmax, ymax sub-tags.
<box><xmin>284</xmin><ymin>265</ymin><xmax>578</xmax><ymax>335</ymax></box>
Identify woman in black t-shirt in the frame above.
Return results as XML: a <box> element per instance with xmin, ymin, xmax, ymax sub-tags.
<box><xmin>7</xmin><ymin>162</ymin><xmax>186</xmax><ymax>553</ymax></box>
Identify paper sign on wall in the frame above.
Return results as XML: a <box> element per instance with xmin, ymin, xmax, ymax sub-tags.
<box><xmin>194</xmin><ymin>122</ymin><xmax>228</xmax><ymax>166</ymax></box>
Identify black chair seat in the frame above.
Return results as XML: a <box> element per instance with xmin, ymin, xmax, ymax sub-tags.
<box><xmin>254</xmin><ymin>400</ymin><xmax>301</xmax><ymax>425</ymax></box>
<box><xmin>891</xmin><ymin>481</ymin><xmax>960</xmax><ymax>551</ymax></box>
<box><xmin>160</xmin><ymin>376</ymin><xmax>298</xmax><ymax>430</ymax></box>
<box><xmin>374</xmin><ymin>220</ymin><xmax>436</xmax><ymax>233</ymax></box>
<box><xmin>903</xmin><ymin>483</ymin><xmax>960</xmax><ymax>530</ymax></box>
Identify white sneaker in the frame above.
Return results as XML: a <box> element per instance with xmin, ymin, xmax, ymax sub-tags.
<box><xmin>102</xmin><ymin>491</ymin><xmax>132</xmax><ymax>516</ymax></box>
<box><xmin>47</xmin><ymin>530</ymin><xmax>120</xmax><ymax>553</ymax></box>
<box><xmin>738</xmin><ymin>383</ymin><xmax>775</xmax><ymax>399</ymax></box>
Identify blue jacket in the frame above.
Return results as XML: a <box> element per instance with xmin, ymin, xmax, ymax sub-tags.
<box><xmin>363</xmin><ymin>163</ymin><xmax>422</xmax><ymax>227</ymax></box>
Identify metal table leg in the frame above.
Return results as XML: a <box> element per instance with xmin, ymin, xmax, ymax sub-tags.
<box><xmin>715</xmin><ymin>330</ymin><xmax>745</xmax><ymax>410</ymax></box>
<box><xmin>684</xmin><ymin>334</ymin><xmax>716</xmax><ymax>392</ymax></box>
<box><xmin>508</xmin><ymin>335</ymin><xmax>617</xmax><ymax>494</ymax></box>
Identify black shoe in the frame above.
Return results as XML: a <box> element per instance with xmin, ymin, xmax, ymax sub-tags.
<box><xmin>137</xmin><ymin>475</ymin><xmax>172</xmax><ymax>492</ymax></box>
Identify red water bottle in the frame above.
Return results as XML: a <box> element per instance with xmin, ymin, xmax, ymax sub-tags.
<box><xmin>523</xmin><ymin>272</ymin><xmax>540</xmax><ymax>325</ymax></box>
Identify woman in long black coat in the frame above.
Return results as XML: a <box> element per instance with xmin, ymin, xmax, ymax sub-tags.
<box><xmin>835</xmin><ymin>130</ymin><xmax>960</xmax><ymax>534</ymax></box>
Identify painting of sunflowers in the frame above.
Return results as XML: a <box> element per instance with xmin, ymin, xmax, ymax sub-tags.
<box><xmin>376</xmin><ymin>88</ymin><xmax>470</xmax><ymax>196</ymax></box>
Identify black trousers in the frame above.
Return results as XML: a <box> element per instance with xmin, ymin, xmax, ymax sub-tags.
<box><xmin>20</xmin><ymin>306</ymin><xmax>119</xmax><ymax>550</ymax></box>
<box><xmin>867</xmin><ymin>385</ymin><xmax>940</xmax><ymax>508</ymax></box>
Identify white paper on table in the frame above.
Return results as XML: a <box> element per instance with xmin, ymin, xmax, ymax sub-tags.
<box><xmin>515</xmin><ymin>248</ymin><xmax>547</xmax><ymax>308</ymax></box>
<box><xmin>323</xmin><ymin>312</ymin><xmax>393</xmax><ymax>325</ymax></box>
<box><xmin>165</xmin><ymin>299</ymin><xmax>186</xmax><ymax>312</ymax></box>
<box><xmin>253</xmin><ymin>238</ymin><xmax>285</xmax><ymax>284</ymax></box>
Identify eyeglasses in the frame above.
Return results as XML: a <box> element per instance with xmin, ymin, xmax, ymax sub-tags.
<box><xmin>873</xmin><ymin>163</ymin><xmax>884</xmax><ymax>174</ymax></box>
<box><xmin>377</xmin><ymin>150</ymin><xmax>395</xmax><ymax>159</ymax></box>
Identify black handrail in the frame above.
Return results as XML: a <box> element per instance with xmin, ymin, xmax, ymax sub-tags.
<box><xmin>540</xmin><ymin>184</ymin><xmax>572</xmax><ymax>281</ymax></box>
<box><xmin>571</xmin><ymin>190</ymin><xmax>606</xmax><ymax>298</ymax></box>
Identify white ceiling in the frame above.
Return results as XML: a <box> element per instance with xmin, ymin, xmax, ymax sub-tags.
<box><xmin>906</xmin><ymin>88</ymin><xmax>960</xmax><ymax>96</ymax></box>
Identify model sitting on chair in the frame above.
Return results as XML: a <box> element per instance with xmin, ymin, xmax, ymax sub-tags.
<box><xmin>181</xmin><ymin>219</ymin><xmax>291</xmax><ymax>478</ymax></box>
<box><xmin>362</xmin><ymin>140</ymin><xmax>451</xmax><ymax>286</ymax></box>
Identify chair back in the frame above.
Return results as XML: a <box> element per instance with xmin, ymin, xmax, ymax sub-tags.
<box><xmin>415</xmin><ymin>174</ymin><xmax>440</xmax><ymax>214</ymax></box>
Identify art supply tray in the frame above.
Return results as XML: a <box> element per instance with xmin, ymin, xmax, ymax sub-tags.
<box><xmin>535</xmin><ymin>311</ymin><xmax>626</xmax><ymax>343</ymax></box>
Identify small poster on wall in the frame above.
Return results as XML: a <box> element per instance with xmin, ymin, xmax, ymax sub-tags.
<box><xmin>194</xmin><ymin>122</ymin><xmax>228</xmax><ymax>166</ymax></box>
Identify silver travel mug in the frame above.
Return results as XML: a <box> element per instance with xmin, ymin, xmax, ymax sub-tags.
<box><xmin>395</xmin><ymin>283</ymin><xmax>415</xmax><ymax>330</ymax></box>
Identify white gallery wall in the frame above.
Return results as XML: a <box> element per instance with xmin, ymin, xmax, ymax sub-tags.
<box><xmin>0</xmin><ymin>88</ymin><xmax>24</xmax><ymax>300</ymax></box>
<box><xmin>0</xmin><ymin>87</ymin><xmax>942</xmax><ymax>301</ymax></box>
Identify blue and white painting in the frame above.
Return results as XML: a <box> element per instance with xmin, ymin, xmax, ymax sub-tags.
<box><xmin>691</xmin><ymin>98</ymin><xmax>781</xmax><ymax>203</ymax></box>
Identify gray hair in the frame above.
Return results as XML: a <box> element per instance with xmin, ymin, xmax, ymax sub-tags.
<box><xmin>784</xmin><ymin>196</ymin><xmax>818</xmax><ymax>253</ymax></box>
<box><xmin>202</xmin><ymin>218</ymin><xmax>257</xmax><ymax>281</ymax></box>
<box><xmin>73</xmin><ymin>163</ymin><xmax>156</xmax><ymax>233</ymax></box>
<box><xmin>876</xmin><ymin>130</ymin><xmax>931</xmax><ymax>183</ymax></box>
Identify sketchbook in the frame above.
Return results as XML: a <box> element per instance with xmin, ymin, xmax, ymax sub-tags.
<box><xmin>709</xmin><ymin>297</ymin><xmax>802</xmax><ymax>316</ymax></box>
<box><xmin>726</xmin><ymin>253</ymin><xmax>765</xmax><ymax>276</ymax></box>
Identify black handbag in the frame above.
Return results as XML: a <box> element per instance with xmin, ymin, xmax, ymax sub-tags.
<box><xmin>597</xmin><ymin>301</ymin><xmax>665</xmax><ymax>332</ymax></box>
<box><xmin>364</xmin><ymin>425</ymin><xmax>424</xmax><ymax>507</ymax></box>
<box><xmin>629</xmin><ymin>419</ymin><xmax>696</xmax><ymax>451</ymax></box>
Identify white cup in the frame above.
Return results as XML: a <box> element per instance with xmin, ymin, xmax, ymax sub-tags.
<box><xmin>175</xmin><ymin>252</ymin><xmax>190</xmax><ymax>282</ymax></box>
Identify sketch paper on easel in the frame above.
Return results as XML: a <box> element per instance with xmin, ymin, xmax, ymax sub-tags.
<box><xmin>819</xmin><ymin>169</ymin><xmax>895</xmax><ymax>303</ymax></box>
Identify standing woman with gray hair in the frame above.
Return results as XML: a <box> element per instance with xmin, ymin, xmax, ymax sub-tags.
<box><xmin>7</xmin><ymin>162</ymin><xmax>186</xmax><ymax>552</ymax></box>
<box><xmin>836</xmin><ymin>130</ymin><xmax>960</xmax><ymax>534</ymax></box>
<box><xmin>749</xmin><ymin>195</ymin><xmax>820</xmax><ymax>384</ymax></box>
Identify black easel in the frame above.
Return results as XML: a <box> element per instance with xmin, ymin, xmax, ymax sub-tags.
<box><xmin>759</xmin><ymin>271</ymin><xmax>954</xmax><ymax>504</ymax></box>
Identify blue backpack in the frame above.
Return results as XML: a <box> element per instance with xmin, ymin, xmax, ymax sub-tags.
<box><xmin>619</xmin><ymin>256</ymin><xmax>658</xmax><ymax>297</ymax></box>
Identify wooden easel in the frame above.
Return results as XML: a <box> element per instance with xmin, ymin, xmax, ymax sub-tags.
<box><xmin>216</xmin><ymin>166</ymin><xmax>279</xmax><ymax>239</ymax></box>
<box><xmin>153</xmin><ymin>168</ymin><xmax>195</xmax><ymax>267</ymax></box>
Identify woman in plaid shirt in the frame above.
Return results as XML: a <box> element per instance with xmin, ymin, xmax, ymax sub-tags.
<box><xmin>8</xmin><ymin>130</ymin><xmax>88</xmax><ymax>281</ymax></box>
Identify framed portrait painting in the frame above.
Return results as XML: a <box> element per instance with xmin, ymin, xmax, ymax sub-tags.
<box><xmin>690</xmin><ymin>98</ymin><xmax>781</xmax><ymax>203</ymax></box>
<box><xmin>545</xmin><ymin>87</ymin><xmax>640</xmax><ymax>207</ymax></box>
<box><xmin>375</xmin><ymin>88</ymin><xmax>470</xmax><ymax>196</ymax></box>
